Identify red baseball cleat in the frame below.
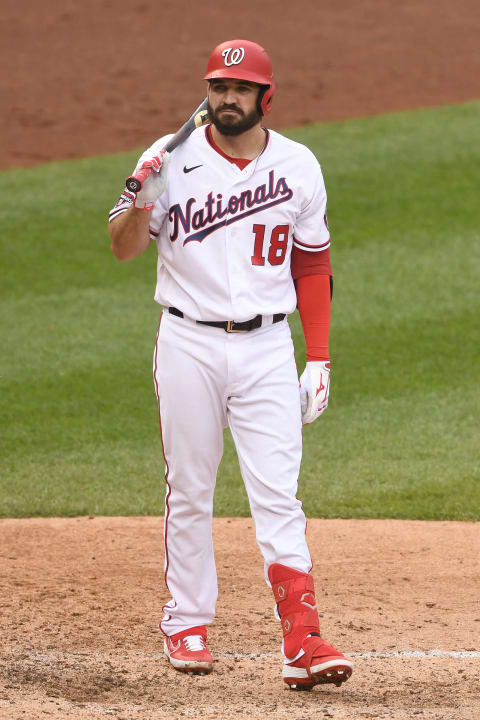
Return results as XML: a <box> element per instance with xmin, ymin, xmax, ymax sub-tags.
<box><xmin>283</xmin><ymin>635</ymin><xmax>353</xmax><ymax>691</ymax></box>
<box><xmin>164</xmin><ymin>626</ymin><xmax>213</xmax><ymax>675</ymax></box>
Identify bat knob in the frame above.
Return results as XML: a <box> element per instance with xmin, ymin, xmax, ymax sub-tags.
<box><xmin>125</xmin><ymin>176</ymin><xmax>142</xmax><ymax>193</ymax></box>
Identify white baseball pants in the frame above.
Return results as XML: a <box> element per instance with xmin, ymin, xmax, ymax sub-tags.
<box><xmin>154</xmin><ymin>311</ymin><xmax>312</xmax><ymax>636</ymax></box>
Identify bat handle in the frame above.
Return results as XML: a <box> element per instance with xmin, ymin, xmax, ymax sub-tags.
<box><xmin>125</xmin><ymin>166</ymin><xmax>152</xmax><ymax>193</ymax></box>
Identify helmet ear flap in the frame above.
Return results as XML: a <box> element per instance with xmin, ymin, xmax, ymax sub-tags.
<box><xmin>258</xmin><ymin>78</ymin><xmax>275</xmax><ymax>116</ymax></box>
<box><xmin>257</xmin><ymin>83</ymin><xmax>275</xmax><ymax>116</ymax></box>
<box><xmin>257</xmin><ymin>86</ymin><xmax>267</xmax><ymax>116</ymax></box>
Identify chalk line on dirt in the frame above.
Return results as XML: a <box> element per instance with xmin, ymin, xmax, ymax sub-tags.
<box><xmin>218</xmin><ymin>649</ymin><xmax>480</xmax><ymax>659</ymax></box>
<box><xmin>22</xmin><ymin>648</ymin><xmax>480</xmax><ymax>663</ymax></box>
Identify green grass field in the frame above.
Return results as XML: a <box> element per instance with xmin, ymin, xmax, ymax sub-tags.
<box><xmin>1</xmin><ymin>102</ymin><xmax>479</xmax><ymax>519</ymax></box>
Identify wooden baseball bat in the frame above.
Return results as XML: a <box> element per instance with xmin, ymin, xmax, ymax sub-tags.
<box><xmin>125</xmin><ymin>98</ymin><xmax>209</xmax><ymax>193</ymax></box>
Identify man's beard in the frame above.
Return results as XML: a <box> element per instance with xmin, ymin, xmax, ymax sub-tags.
<box><xmin>207</xmin><ymin>100</ymin><xmax>262</xmax><ymax>136</ymax></box>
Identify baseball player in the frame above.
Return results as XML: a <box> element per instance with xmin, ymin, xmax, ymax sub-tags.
<box><xmin>108</xmin><ymin>39</ymin><xmax>353</xmax><ymax>690</ymax></box>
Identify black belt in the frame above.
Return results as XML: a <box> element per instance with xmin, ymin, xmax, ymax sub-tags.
<box><xmin>168</xmin><ymin>307</ymin><xmax>285</xmax><ymax>333</ymax></box>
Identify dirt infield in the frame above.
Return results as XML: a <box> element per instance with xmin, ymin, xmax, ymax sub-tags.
<box><xmin>0</xmin><ymin>517</ymin><xmax>478</xmax><ymax>719</ymax></box>
<box><xmin>2</xmin><ymin>0</ymin><xmax>480</xmax><ymax>170</ymax></box>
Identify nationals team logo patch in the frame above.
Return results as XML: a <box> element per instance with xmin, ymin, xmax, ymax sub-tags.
<box><xmin>222</xmin><ymin>47</ymin><xmax>245</xmax><ymax>66</ymax></box>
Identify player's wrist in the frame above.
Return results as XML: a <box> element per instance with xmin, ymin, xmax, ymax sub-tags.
<box><xmin>306</xmin><ymin>361</ymin><xmax>330</xmax><ymax>378</ymax></box>
<box><xmin>134</xmin><ymin>198</ymin><xmax>155</xmax><ymax>211</ymax></box>
<box><xmin>306</xmin><ymin>353</ymin><xmax>329</xmax><ymax>363</ymax></box>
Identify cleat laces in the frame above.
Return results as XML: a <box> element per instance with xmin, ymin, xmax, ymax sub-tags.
<box><xmin>183</xmin><ymin>635</ymin><xmax>206</xmax><ymax>652</ymax></box>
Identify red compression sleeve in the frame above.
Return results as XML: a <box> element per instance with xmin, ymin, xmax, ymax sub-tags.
<box><xmin>296</xmin><ymin>273</ymin><xmax>331</xmax><ymax>362</ymax></box>
<box><xmin>291</xmin><ymin>245</ymin><xmax>332</xmax><ymax>279</ymax></box>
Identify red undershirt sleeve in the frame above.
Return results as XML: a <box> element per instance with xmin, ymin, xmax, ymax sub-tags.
<box><xmin>292</xmin><ymin>247</ymin><xmax>332</xmax><ymax>362</ymax></box>
<box><xmin>291</xmin><ymin>245</ymin><xmax>332</xmax><ymax>279</ymax></box>
<box><xmin>296</xmin><ymin>274</ymin><xmax>331</xmax><ymax>362</ymax></box>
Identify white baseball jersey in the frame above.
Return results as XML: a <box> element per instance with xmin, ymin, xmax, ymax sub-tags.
<box><xmin>112</xmin><ymin>125</ymin><xmax>330</xmax><ymax>321</ymax></box>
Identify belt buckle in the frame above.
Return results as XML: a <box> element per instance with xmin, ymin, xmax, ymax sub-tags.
<box><xmin>225</xmin><ymin>320</ymin><xmax>244</xmax><ymax>333</ymax></box>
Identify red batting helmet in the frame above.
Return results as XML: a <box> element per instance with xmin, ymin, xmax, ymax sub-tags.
<box><xmin>204</xmin><ymin>39</ymin><xmax>275</xmax><ymax>116</ymax></box>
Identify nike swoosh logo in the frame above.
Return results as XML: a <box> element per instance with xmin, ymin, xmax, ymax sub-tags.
<box><xmin>183</xmin><ymin>164</ymin><xmax>203</xmax><ymax>174</ymax></box>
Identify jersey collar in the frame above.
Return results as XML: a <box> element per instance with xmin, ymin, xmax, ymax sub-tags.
<box><xmin>205</xmin><ymin>124</ymin><xmax>270</xmax><ymax>170</ymax></box>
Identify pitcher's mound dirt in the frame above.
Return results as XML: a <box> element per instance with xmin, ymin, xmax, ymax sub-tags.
<box><xmin>0</xmin><ymin>517</ymin><xmax>478</xmax><ymax>719</ymax></box>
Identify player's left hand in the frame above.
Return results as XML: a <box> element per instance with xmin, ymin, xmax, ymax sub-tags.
<box><xmin>299</xmin><ymin>361</ymin><xmax>330</xmax><ymax>424</ymax></box>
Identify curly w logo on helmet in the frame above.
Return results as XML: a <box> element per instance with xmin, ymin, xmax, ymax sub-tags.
<box><xmin>221</xmin><ymin>47</ymin><xmax>245</xmax><ymax>66</ymax></box>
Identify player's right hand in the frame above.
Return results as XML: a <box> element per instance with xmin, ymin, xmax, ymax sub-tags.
<box><xmin>133</xmin><ymin>149</ymin><xmax>170</xmax><ymax>210</ymax></box>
